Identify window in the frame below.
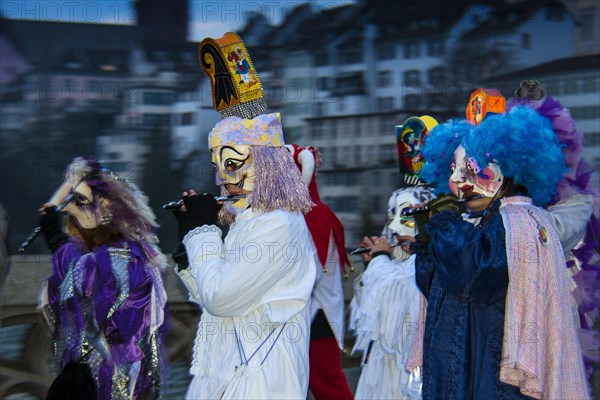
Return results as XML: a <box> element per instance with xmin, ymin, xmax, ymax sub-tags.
<box><xmin>323</xmin><ymin>196</ymin><xmax>358</xmax><ymax>213</ymax></box>
<box><xmin>404</xmin><ymin>70</ymin><xmax>421</xmax><ymax>85</ymax></box>
<box><xmin>143</xmin><ymin>92</ymin><xmax>173</xmax><ymax>105</ymax></box>
<box><xmin>372</xmin><ymin>195</ymin><xmax>381</xmax><ymax>210</ymax></box>
<box><xmin>330</xmin><ymin>147</ymin><xmax>338</xmax><ymax>165</ymax></box>
<box><xmin>376</xmin><ymin>97</ymin><xmax>394</xmax><ymax>111</ymax></box>
<box><xmin>404</xmin><ymin>41</ymin><xmax>421</xmax><ymax>59</ymax></box>
<box><xmin>314</xmin><ymin>102</ymin><xmax>324</xmax><ymax>117</ymax></box>
<box><xmin>180</xmin><ymin>112</ymin><xmax>193</xmax><ymax>126</ymax></box>
<box><xmin>354</xmin><ymin>118</ymin><xmax>361</xmax><ymax>137</ymax></box>
<box><xmin>379</xmin><ymin>144</ymin><xmax>396</xmax><ymax>163</ymax></box>
<box><xmin>404</xmin><ymin>94</ymin><xmax>421</xmax><ymax>109</ymax></box>
<box><xmin>341</xmin><ymin>48</ymin><xmax>363</xmax><ymax>64</ymax></box>
<box><xmin>377</xmin><ymin>71</ymin><xmax>393</xmax><ymax>87</ymax></box>
<box><xmin>428</xmin><ymin>66</ymin><xmax>445</xmax><ymax>84</ymax></box>
<box><xmin>521</xmin><ymin>33</ymin><xmax>530</xmax><ymax>49</ymax></box>
<box><xmin>354</xmin><ymin>146</ymin><xmax>362</xmax><ymax>166</ymax></box>
<box><xmin>312</xmin><ymin>121</ymin><xmax>325</xmax><ymax>139</ymax></box>
<box><xmin>324</xmin><ymin>171</ymin><xmax>360</xmax><ymax>187</ymax></box>
<box><xmin>314</xmin><ymin>50</ymin><xmax>330</xmax><ymax>67</ymax></box>
<box><xmin>142</xmin><ymin>113</ymin><xmax>171</xmax><ymax>128</ymax></box>
<box><xmin>377</xmin><ymin>44</ymin><xmax>395</xmax><ymax>60</ymax></box>
<box><xmin>584</xmin><ymin>75</ymin><xmax>599</xmax><ymax>93</ymax></box>
<box><xmin>318</xmin><ymin>77</ymin><xmax>333</xmax><ymax>91</ymax></box>
<box><xmin>427</xmin><ymin>38</ymin><xmax>445</xmax><ymax>57</ymax></box>
<box><xmin>580</xmin><ymin>12</ymin><xmax>594</xmax><ymax>42</ymax></box>
<box><xmin>372</xmin><ymin>171</ymin><xmax>382</xmax><ymax>185</ymax></box>
<box><xmin>331</xmin><ymin>120</ymin><xmax>338</xmax><ymax>139</ymax></box>
<box><xmin>287</xmin><ymin>52</ymin><xmax>310</xmax><ymax>67</ymax></box>
<box><xmin>585</xmin><ymin>132</ymin><xmax>600</xmax><ymax>146</ymax></box>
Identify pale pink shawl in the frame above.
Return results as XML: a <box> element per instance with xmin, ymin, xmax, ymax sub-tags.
<box><xmin>407</xmin><ymin>197</ymin><xmax>590</xmax><ymax>399</ymax></box>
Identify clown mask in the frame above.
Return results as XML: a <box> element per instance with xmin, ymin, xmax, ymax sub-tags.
<box><xmin>450</xmin><ymin>145</ymin><xmax>504</xmax><ymax>212</ymax></box>
<box><xmin>386</xmin><ymin>187</ymin><xmax>434</xmax><ymax>259</ymax></box>
<box><xmin>212</xmin><ymin>144</ymin><xmax>255</xmax><ymax>215</ymax></box>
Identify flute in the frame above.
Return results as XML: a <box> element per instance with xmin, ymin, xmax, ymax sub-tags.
<box><xmin>400</xmin><ymin>195</ymin><xmax>485</xmax><ymax>217</ymax></box>
<box><xmin>162</xmin><ymin>195</ymin><xmax>247</xmax><ymax>210</ymax></box>
<box><xmin>349</xmin><ymin>241</ymin><xmax>412</xmax><ymax>255</ymax></box>
<box><xmin>18</xmin><ymin>193</ymin><xmax>76</xmax><ymax>253</ymax></box>
<box><xmin>18</xmin><ymin>178</ymin><xmax>85</xmax><ymax>253</ymax></box>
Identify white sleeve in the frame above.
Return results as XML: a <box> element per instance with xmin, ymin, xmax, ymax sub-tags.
<box><xmin>182</xmin><ymin>215</ymin><xmax>304</xmax><ymax>317</ymax></box>
<box><xmin>544</xmin><ymin>194</ymin><xmax>593</xmax><ymax>252</ymax></box>
<box><xmin>174</xmin><ymin>266</ymin><xmax>202</xmax><ymax>305</ymax></box>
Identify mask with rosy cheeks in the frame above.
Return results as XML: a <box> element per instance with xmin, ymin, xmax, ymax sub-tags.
<box><xmin>450</xmin><ymin>145</ymin><xmax>504</xmax><ymax>199</ymax></box>
<box><xmin>211</xmin><ymin>145</ymin><xmax>255</xmax><ymax>215</ymax></box>
<box><xmin>60</xmin><ymin>181</ymin><xmax>102</xmax><ymax>229</ymax></box>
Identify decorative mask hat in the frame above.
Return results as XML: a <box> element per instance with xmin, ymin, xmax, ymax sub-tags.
<box><xmin>395</xmin><ymin>115</ymin><xmax>438</xmax><ymax>186</ymax></box>
<box><xmin>198</xmin><ymin>33</ymin><xmax>311</xmax><ymax>222</ymax></box>
<box><xmin>466</xmin><ymin>88</ymin><xmax>506</xmax><ymax>125</ymax></box>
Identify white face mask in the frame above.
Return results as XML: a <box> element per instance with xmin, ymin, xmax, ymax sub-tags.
<box><xmin>450</xmin><ymin>145</ymin><xmax>504</xmax><ymax>200</ymax></box>
<box><xmin>386</xmin><ymin>187</ymin><xmax>434</xmax><ymax>259</ymax></box>
<box><xmin>212</xmin><ymin>144</ymin><xmax>255</xmax><ymax>215</ymax></box>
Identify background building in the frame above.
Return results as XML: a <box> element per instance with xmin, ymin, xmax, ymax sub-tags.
<box><xmin>1</xmin><ymin>0</ymin><xmax>598</xmax><ymax>398</ymax></box>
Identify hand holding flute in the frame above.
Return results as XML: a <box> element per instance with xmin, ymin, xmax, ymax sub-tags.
<box><xmin>350</xmin><ymin>235</ymin><xmax>415</xmax><ymax>259</ymax></box>
<box><xmin>170</xmin><ymin>190</ymin><xmax>225</xmax><ymax>241</ymax></box>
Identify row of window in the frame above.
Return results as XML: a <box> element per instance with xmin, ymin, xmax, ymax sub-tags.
<box><xmin>136</xmin><ymin>112</ymin><xmax>194</xmax><ymax>128</ymax></box>
<box><xmin>584</xmin><ymin>132</ymin><xmax>600</xmax><ymax>147</ymax></box>
<box><xmin>143</xmin><ymin>92</ymin><xmax>174</xmax><ymax>105</ymax></box>
<box><xmin>314</xmin><ymin>38</ymin><xmax>446</xmax><ymax>67</ymax></box>
<box><xmin>375</xmin><ymin>92</ymin><xmax>453</xmax><ymax>111</ymax></box>
<box><xmin>571</xmin><ymin>106</ymin><xmax>600</xmax><ymax>120</ymax></box>
<box><xmin>314</xmin><ymin>147</ymin><xmax>398</xmax><ymax>172</ymax></box>
<box><xmin>543</xmin><ymin>75</ymin><xmax>600</xmax><ymax>96</ymax></box>
<box><xmin>311</xmin><ymin>116</ymin><xmax>399</xmax><ymax>139</ymax></box>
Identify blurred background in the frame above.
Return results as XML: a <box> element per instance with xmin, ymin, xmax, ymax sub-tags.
<box><xmin>0</xmin><ymin>0</ymin><xmax>598</xmax><ymax>398</ymax></box>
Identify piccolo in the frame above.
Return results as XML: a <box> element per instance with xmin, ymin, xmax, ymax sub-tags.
<box><xmin>400</xmin><ymin>195</ymin><xmax>485</xmax><ymax>217</ymax></box>
<box><xmin>18</xmin><ymin>178</ymin><xmax>85</xmax><ymax>253</ymax></box>
<box><xmin>162</xmin><ymin>195</ymin><xmax>247</xmax><ymax>210</ymax></box>
<box><xmin>349</xmin><ymin>241</ymin><xmax>412</xmax><ymax>255</ymax></box>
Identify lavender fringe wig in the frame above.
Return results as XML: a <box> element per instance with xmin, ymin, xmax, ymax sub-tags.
<box><xmin>509</xmin><ymin>97</ymin><xmax>600</xmax><ymax>375</ymax></box>
<box><xmin>218</xmin><ymin>146</ymin><xmax>313</xmax><ymax>224</ymax></box>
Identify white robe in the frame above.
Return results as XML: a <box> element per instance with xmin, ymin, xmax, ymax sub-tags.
<box><xmin>349</xmin><ymin>254</ymin><xmax>421</xmax><ymax>400</ymax></box>
<box><xmin>310</xmin><ymin>234</ymin><xmax>346</xmax><ymax>348</ymax></box>
<box><xmin>177</xmin><ymin>208</ymin><xmax>316</xmax><ymax>400</ymax></box>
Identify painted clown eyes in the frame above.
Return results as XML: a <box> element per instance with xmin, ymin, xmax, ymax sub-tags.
<box><xmin>450</xmin><ymin>163</ymin><xmax>476</xmax><ymax>176</ymax></box>
<box><xmin>224</xmin><ymin>158</ymin><xmax>245</xmax><ymax>172</ymax></box>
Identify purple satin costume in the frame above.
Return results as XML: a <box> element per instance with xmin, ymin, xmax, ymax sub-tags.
<box><xmin>42</xmin><ymin>237</ymin><xmax>168</xmax><ymax>399</ymax></box>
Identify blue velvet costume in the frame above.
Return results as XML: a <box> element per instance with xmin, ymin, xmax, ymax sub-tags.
<box><xmin>415</xmin><ymin>201</ymin><xmax>533</xmax><ymax>400</ymax></box>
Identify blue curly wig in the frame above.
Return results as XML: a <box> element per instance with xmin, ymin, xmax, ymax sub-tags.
<box><xmin>462</xmin><ymin>106</ymin><xmax>567</xmax><ymax>206</ymax></box>
<box><xmin>420</xmin><ymin>119</ymin><xmax>471</xmax><ymax>193</ymax></box>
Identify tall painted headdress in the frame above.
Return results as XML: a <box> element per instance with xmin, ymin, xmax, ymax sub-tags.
<box><xmin>395</xmin><ymin>115</ymin><xmax>438</xmax><ymax>187</ymax></box>
<box><xmin>197</xmin><ymin>32</ymin><xmax>311</xmax><ymax>221</ymax></box>
<box><xmin>199</xmin><ymin>32</ymin><xmax>267</xmax><ymax>119</ymax></box>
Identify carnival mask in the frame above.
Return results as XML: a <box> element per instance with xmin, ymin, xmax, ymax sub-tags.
<box><xmin>56</xmin><ymin>180</ymin><xmax>102</xmax><ymax>230</ymax></box>
<box><xmin>212</xmin><ymin>144</ymin><xmax>255</xmax><ymax>215</ymax></box>
<box><xmin>386</xmin><ymin>187</ymin><xmax>435</xmax><ymax>260</ymax></box>
<box><xmin>387</xmin><ymin>187</ymin><xmax>435</xmax><ymax>237</ymax></box>
<box><xmin>450</xmin><ymin>145</ymin><xmax>504</xmax><ymax>204</ymax></box>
